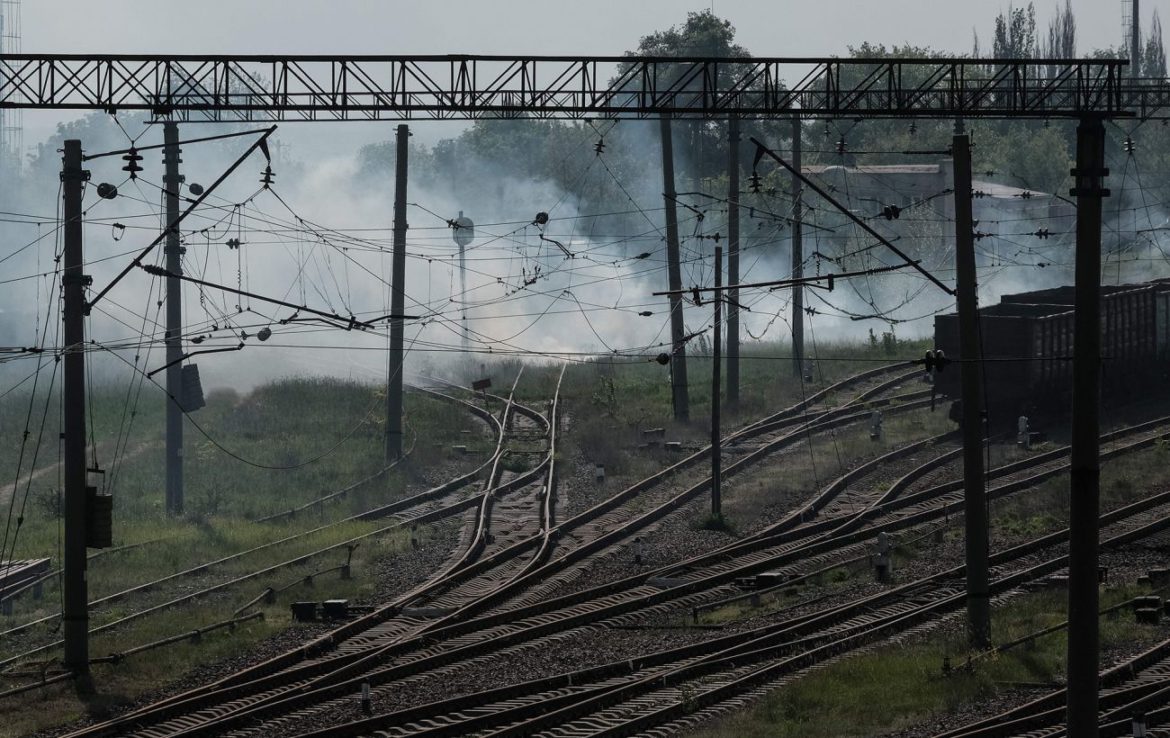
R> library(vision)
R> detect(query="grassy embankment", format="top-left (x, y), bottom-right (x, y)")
top-left (0, 376), bottom-right (487, 735)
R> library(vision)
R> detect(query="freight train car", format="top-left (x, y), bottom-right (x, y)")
top-left (933, 279), bottom-right (1170, 421)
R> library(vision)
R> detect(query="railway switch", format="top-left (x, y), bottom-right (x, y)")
top-left (1017, 416), bottom-right (1030, 449)
top-left (869, 411), bottom-right (883, 441)
top-left (633, 537), bottom-right (643, 566)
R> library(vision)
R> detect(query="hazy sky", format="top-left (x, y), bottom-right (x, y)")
top-left (14, 0), bottom-right (1165, 151)
top-left (6, 0), bottom-right (1166, 383)
top-left (20, 1), bottom-right (1143, 57)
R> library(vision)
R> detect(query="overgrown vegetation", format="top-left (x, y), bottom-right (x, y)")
top-left (0, 376), bottom-right (485, 735)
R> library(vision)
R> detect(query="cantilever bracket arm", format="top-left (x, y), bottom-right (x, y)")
top-left (82, 128), bottom-right (273, 162)
top-left (748, 137), bottom-right (955, 296)
top-left (139, 264), bottom-right (383, 331)
top-left (86, 125), bottom-right (278, 313)
top-left (652, 262), bottom-right (915, 298)
top-left (146, 345), bottom-right (244, 378)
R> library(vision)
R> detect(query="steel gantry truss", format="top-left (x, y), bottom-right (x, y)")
top-left (0, 54), bottom-right (1151, 120)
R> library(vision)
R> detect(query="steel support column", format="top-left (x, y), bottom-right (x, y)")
top-left (1067, 116), bottom-right (1107, 738)
top-left (61, 139), bottom-right (89, 676)
top-left (660, 118), bottom-right (689, 422)
top-left (726, 117), bottom-right (740, 409)
top-left (163, 121), bottom-right (184, 515)
top-left (386, 124), bottom-right (409, 461)
top-left (953, 133), bottom-right (990, 649)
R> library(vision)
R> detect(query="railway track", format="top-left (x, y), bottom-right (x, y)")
top-left (54, 363), bottom-right (921, 737)
top-left (279, 490), bottom-right (1170, 738)
top-left (196, 416), bottom-right (1170, 738)
top-left (934, 635), bottom-right (1170, 737)
top-left (54, 362), bottom-right (1170, 738)
top-left (59, 384), bottom-right (1170, 738)
top-left (0, 382), bottom-right (515, 671)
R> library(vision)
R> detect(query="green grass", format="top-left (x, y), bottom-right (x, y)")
top-left (688, 588), bottom-right (1158, 738)
top-left (0, 374), bottom-right (486, 736)
top-left (5, 378), bottom-right (483, 553)
top-left (1, 522), bottom-right (439, 737)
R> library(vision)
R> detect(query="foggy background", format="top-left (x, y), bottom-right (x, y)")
top-left (1, 1), bottom-right (1167, 393)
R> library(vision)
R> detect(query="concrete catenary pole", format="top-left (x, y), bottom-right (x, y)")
top-left (726, 117), bottom-right (740, 409)
top-left (791, 116), bottom-right (804, 378)
top-left (1067, 116), bottom-right (1107, 738)
top-left (163, 121), bottom-right (184, 515)
top-left (386, 124), bottom-right (409, 462)
top-left (952, 133), bottom-right (991, 649)
top-left (711, 244), bottom-right (723, 518)
top-left (61, 139), bottom-right (89, 676)
top-left (660, 117), bottom-right (689, 421)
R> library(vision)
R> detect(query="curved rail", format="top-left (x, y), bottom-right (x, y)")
top-left (52, 365), bottom-right (938, 736)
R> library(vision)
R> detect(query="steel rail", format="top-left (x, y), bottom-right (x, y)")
top-left (90, 400), bottom-right (944, 737)
top-left (287, 494), bottom-right (1170, 738)
top-left (64, 411), bottom-right (1170, 738)
top-left (0, 387), bottom-right (499, 642)
top-left (71, 413), bottom-right (1168, 738)
top-left (59, 364), bottom-right (917, 737)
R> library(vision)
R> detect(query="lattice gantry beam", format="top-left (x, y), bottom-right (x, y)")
top-left (0, 55), bottom-right (1138, 121)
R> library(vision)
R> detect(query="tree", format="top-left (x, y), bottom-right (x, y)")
top-left (623, 10), bottom-right (748, 60)
top-left (615, 10), bottom-right (757, 188)
top-left (1042, 0), bottom-right (1076, 76)
top-left (1143, 11), bottom-right (1167, 78)
top-left (993, 3), bottom-right (1038, 58)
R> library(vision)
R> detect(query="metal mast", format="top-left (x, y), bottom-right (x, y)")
top-left (163, 122), bottom-right (185, 515)
top-left (61, 139), bottom-right (89, 677)
top-left (386, 124), bottom-right (409, 462)
top-left (0, 0), bottom-right (22, 171)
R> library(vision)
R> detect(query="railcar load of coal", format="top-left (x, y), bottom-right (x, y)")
top-left (8, 3), bottom-right (1170, 738)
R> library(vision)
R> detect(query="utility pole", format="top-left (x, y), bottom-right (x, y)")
top-left (1067, 116), bottom-right (1107, 738)
top-left (660, 117), bottom-right (689, 421)
top-left (61, 139), bottom-right (89, 677)
top-left (952, 133), bottom-right (991, 650)
top-left (386, 123), bottom-right (409, 462)
top-left (711, 243), bottom-right (723, 519)
top-left (163, 121), bottom-right (184, 516)
top-left (791, 116), bottom-right (804, 378)
top-left (726, 117), bottom-right (740, 409)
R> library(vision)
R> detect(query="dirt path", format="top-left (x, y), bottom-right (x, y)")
top-left (0, 441), bottom-right (156, 507)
